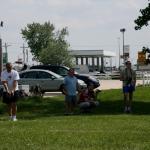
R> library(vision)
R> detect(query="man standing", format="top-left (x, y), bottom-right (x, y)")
top-left (1, 62), bottom-right (20, 121)
top-left (63, 68), bottom-right (78, 115)
top-left (120, 60), bottom-right (136, 113)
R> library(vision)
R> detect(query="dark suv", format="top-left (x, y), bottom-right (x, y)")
top-left (30, 65), bottom-right (100, 88)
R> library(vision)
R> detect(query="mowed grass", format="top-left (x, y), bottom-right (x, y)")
top-left (0, 87), bottom-right (150, 150)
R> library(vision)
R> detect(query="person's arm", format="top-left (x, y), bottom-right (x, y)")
top-left (132, 70), bottom-right (136, 86)
top-left (120, 70), bottom-right (123, 81)
top-left (2, 81), bottom-right (9, 93)
top-left (1, 72), bottom-right (9, 93)
top-left (11, 80), bottom-right (17, 94)
top-left (11, 71), bottom-right (20, 94)
top-left (63, 78), bottom-right (68, 95)
top-left (62, 86), bottom-right (67, 95)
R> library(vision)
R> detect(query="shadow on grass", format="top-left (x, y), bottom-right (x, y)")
top-left (1, 95), bottom-right (150, 120)
top-left (93, 100), bottom-right (150, 115)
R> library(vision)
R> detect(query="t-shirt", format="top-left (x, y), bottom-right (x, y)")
top-left (1, 69), bottom-right (20, 91)
top-left (64, 75), bottom-right (77, 96)
top-left (120, 68), bottom-right (136, 86)
top-left (79, 90), bottom-right (89, 102)
top-left (79, 89), bottom-right (95, 103)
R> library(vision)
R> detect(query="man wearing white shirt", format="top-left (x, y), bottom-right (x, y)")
top-left (1, 62), bottom-right (20, 121)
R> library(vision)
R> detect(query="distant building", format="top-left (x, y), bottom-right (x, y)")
top-left (69, 49), bottom-right (116, 72)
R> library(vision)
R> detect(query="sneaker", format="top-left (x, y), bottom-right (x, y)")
top-left (12, 118), bottom-right (18, 121)
top-left (127, 107), bottom-right (132, 113)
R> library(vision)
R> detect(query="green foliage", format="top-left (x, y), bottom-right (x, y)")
top-left (135, 1), bottom-right (150, 30)
top-left (39, 28), bottom-right (73, 66)
top-left (21, 22), bottom-right (72, 65)
top-left (141, 47), bottom-right (150, 64)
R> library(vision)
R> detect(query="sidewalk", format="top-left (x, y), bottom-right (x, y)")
top-left (99, 80), bottom-right (143, 90)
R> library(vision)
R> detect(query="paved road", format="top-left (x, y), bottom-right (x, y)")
top-left (99, 80), bottom-right (142, 90)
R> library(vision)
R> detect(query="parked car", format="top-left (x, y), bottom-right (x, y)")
top-left (30, 65), bottom-right (100, 88)
top-left (19, 69), bottom-right (86, 93)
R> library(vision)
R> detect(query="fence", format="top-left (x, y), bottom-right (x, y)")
top-left (140, 71), bottom-right (150, 86)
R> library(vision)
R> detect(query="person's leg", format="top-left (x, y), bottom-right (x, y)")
top-left (128, 92), bottom-right (133, 112)
top-left (12, 102), bottom-right (17, 117)
top-left (123, 86), bottom-right (130, 112)
top-left (7, 103), bottom-right (12, 119)
top-left (64, 98), bottom-right (70, 114)
top-left (65, 96), bottom-right (73, 114)
top-left (79, 102), bottom-right (90, 112)
top-left (70, 96), bottom-right (77, 114)
top-left (11, 91), bottom-right (19, 121)
top-left (3, 92), bottom-right (12, 119)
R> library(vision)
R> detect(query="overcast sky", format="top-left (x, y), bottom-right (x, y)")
top-left (0, 0), bottom-right (150, 66)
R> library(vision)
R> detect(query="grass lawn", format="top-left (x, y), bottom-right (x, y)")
top-left (0, 86), bottom-right (150, 150)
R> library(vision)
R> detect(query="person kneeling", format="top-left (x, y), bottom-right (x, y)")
top-left (78, 83), bottom-right (99, 113)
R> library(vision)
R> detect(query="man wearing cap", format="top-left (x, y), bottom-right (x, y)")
top-left (120, 60), bottom-right (136, 113)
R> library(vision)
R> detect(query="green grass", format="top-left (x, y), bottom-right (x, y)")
top-left (0, 87), bottom-right (150, 150)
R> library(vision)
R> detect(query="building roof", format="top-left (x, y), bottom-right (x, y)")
top-left (69, 50), bottom-right (116, 57)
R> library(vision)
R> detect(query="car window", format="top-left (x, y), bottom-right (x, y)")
top-left (56, 67), bottom-right (68, 76)
top-left (37, 71), bottom-right (55, 79)
top-left (20, 71), bottom-right (37, 78)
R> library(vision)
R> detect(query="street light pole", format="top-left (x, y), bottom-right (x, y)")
top-left (120, 28), bottom-right (126, 65)
top-left (117, 37), bottom-right (121, 68)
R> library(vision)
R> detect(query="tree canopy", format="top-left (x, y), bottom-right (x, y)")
top-left (135, 1), bottom-right (150, 30)
top-left (21, 22), bottom-right (72, 66)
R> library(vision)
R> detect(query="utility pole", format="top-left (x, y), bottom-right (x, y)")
top-left (20, 44), bottom-right (28, 64)
top-left (0, 21), bottom-right (3, 73)
top-left (0, 38), bottom-right (2, 73)
top-left (3, 43), bottom-right (11, 63)
top-left (26, 49), bottom-right (28, 64)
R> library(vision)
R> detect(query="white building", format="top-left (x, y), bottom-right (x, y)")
top-left (69, 49), bottom-right (116, 72)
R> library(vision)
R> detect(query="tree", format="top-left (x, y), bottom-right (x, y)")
top-left (39, 28), bottom-right (73, 66)
top-left (135, 1), bottom-right (150, 30)
top-left (142, 47), bottom-right (150, 64)
top-left (21, 22), bottom-right (72, 66)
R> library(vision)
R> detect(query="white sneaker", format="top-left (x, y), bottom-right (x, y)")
top-left (12, 118), bottom-right (18, 121)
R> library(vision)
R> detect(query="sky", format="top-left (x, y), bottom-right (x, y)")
top-left (0, 0), bottom-right (150, 67)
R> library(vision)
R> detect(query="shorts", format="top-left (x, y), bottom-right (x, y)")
top-left (65, 95), bottom-right (77, 106)
top-left (123, 84), bottom-right (135, 93)
top-left (2, 91), bottom-right (20, 104)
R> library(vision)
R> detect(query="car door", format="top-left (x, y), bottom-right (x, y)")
top-left (37, 71), bottom-right (63, 91)
top-left (19, 71), bottom-right (38, 89)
